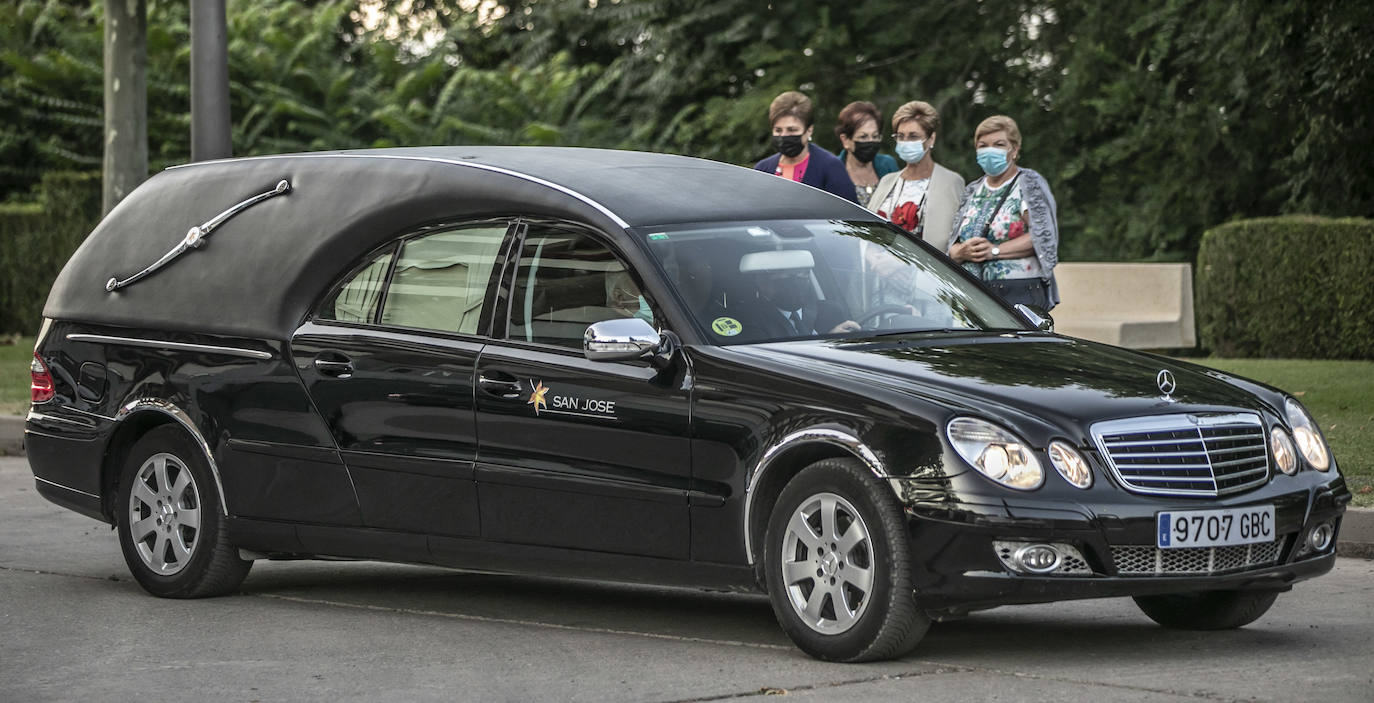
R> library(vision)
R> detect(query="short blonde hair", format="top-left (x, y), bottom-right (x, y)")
top-left (891, 101), bottom-right (940, 137)
top-left (974, 115), bottom-right (1021, 149)
top-left (769, 91), bottom-right (814, 128)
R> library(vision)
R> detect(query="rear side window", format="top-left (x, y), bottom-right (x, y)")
top-left (379, 225), bottom-right (507, 334)
top-left (321, 249), bottom-right (393, 324)
top-left (318, 223), bottom-right (507, 334)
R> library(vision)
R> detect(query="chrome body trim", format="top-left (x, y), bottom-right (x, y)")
top-left (34, 475), bottom-right (101, 500)
top-left (113, 399), bottom-right (229, 515)
top-left (66, 334), bottom-right (273, 360)
top-left (25, 409), bottom-right (98, 429)
top-left (166, 153), bottom-right (633, 229)
top-left (742, 428), bottom-right (887, 565)
top-left (105, 179), bottom-right (291, 292)
top-left (1090, 412), bottom-right (1269, 498)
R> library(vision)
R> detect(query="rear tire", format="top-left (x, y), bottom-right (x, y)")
top-left (763, 458), bottom-right (929, 662)
top-left (116, 425), bottom-right (251, 598)
top-left (1133, 590), bottom-right (1280, 630)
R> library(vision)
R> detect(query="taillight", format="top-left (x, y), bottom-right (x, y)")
top-left (31, 353), bottom-right (54, 403)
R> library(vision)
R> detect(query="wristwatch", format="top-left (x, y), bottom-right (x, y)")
top-left (990, 246), bottom-right (1000, 260)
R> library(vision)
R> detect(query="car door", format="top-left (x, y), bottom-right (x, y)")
top-left (292, 221), bottom-right (512, 537)
top-left (472, 221), bottom-right (692, 559)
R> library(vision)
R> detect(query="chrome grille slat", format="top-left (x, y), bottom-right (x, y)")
top-left (1210, 456), bottom-right (1266, 469)
top-left (1091, 413), bottom-right (1271, 497)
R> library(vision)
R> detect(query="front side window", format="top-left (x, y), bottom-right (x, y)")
top-left (508, 225), bottom-right (655, 349)
top-left (378, 225), bottom-right (507, 334)
top-left (638, 219), bottom-right (1027, 344)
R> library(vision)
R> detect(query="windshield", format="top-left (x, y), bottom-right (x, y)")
top-left (637, 219), bottom-right (1027, 344)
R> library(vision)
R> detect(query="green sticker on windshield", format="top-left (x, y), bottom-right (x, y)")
top-left (711, 317), bottom-right (743, 336)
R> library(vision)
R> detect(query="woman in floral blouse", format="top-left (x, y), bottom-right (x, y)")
top-left (947, 115), bottom-right (1060, 309)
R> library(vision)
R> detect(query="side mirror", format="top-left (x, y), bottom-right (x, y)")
top-left (1015, 303), bottom-right (1054, 332)
top-left (584, 318), bottom-right (663, 362)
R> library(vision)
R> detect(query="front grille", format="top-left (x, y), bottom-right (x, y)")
top-left (1091, 413), bottom-right (1270, 497)
top-left (1111, 537), bottom-right (1285, 576)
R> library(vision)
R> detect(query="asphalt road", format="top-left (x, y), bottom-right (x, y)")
top-left (2, 456), bottom-right (1370, 702)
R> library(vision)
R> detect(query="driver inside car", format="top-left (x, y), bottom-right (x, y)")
top-left (737, 250), bottom-right (860, 339)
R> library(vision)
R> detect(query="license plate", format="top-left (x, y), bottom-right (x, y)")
top-left (1157, 506), bottom-right (1274, 548)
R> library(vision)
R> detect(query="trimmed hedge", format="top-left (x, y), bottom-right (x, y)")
top-left (0, 171), bottom-right (101, 335)
top-left (1197, 216), bottom-right (1374, 359)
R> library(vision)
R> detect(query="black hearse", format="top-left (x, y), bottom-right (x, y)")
top-left (27, 148), bottom-right (1349, 661)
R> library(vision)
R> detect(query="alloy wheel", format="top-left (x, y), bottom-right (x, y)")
top-left (780, 491), bottom-right (874, 634)
top-left (126, 452), bottom-right (202, 576)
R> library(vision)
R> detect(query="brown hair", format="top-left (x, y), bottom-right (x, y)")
top-left (891, 101), bottom-right (940, 137)
top-left (834, 101), bottom-right (882, 139)
top-left (974, 115), bottom-right (1021, 149)
top-left (769, 91), bottom-right (814, 128)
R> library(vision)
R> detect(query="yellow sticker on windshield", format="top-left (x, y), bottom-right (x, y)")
top-left (711, 317), bottom-right (743, 336)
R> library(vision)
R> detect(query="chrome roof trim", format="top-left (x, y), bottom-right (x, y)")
top-left (66, 334), bottom-right (273, 360)
top-left (166, 152), bottom-right (632, 229)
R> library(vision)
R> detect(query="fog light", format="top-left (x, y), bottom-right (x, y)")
top-left (1015, 544), bottom-right (1062, 573)
top-left (1308, 522), bottom-right (1334, 552)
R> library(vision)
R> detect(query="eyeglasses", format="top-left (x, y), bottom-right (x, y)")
top-left (892, 133), bottom-right (927, 142)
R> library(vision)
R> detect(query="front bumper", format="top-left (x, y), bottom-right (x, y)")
top-left (896, 477), bottom-right (1350, 613)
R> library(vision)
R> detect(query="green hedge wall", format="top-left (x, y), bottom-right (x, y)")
top-left (0, 172), bottom-right (101, 335)
top-left (1197, 216), bottom-right (1374, 359)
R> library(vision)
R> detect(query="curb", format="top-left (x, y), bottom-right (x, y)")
top-left (0, 415), bottom-right (22, 457)
top-left (1, 414), bottom-right (1371, 558)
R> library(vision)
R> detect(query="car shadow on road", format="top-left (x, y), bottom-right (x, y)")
top-left (233, 560), bottom-right (1326, 662)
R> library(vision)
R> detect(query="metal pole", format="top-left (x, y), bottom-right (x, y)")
top-left (190, 0), bottom-right (231, 162)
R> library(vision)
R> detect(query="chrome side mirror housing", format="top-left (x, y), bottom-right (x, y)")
top-left (1015, 304), bottom-right (1054, 332)
top-left (584, 318), bottom-right (663, 362)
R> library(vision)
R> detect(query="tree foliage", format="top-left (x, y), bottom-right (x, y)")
top-left (3, 0), bottom-right (1372, 263)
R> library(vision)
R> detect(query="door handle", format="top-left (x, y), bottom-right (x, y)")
top-left (314, 354), bottom-right (354, 378)
top-left (478, 373), bottom-right (524, 398)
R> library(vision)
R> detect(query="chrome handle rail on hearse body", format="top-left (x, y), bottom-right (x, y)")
top-left (105, 179), bottom-right (292, 292)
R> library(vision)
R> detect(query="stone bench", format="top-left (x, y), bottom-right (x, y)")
top-left (1051, 262), bottom-right (1196, 349)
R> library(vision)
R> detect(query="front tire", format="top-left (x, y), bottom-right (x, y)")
top-left (116, 425), bottom-right (251, 597)
top-left (1133, 590), bottom-right (1280, 630)
top-left (763, 458), bottom-right (929, 662)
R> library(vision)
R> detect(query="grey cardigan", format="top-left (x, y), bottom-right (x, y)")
top-left (866, 161), bottom-right (966, 249)
top-left (945, 167), bottom-right (1061, 308)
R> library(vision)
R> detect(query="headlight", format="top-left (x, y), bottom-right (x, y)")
top-left (1048, 440), bottom-right (1092, 488)
top-left (1270, 427), bottom-right (1297, 475)
top-left (1284, 398), bottom-right (1331, 471)
top-left (947, 417), bottom-right (1043, 490)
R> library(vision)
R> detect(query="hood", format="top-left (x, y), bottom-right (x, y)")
top-left (733, 332), bottom-right (1275, 435)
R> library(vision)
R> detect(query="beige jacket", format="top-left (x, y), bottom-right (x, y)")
top-left (867, 162), bottom-right (966, 248)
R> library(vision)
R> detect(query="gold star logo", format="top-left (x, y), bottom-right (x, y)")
top-left (526, 380), bottom-right (549, 415)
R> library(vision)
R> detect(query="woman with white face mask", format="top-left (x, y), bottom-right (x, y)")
top-left (946, 115), bottom-right (1060, 310)
top-left (867, 101), bottom-right (966, 248)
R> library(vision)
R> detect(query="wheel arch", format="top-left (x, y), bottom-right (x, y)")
top-left (103, 399), bottom-right (229, 520)
top-left (742, 428), bottom-right (888, 570)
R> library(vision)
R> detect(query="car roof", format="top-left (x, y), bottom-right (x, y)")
top-left (45, 147), bottom-right (878, 340)
top-left (173, 147), bottom-right (874, 228)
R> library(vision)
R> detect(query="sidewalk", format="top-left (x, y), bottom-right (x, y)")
top-left (2, 413), bottom-right (1370, 557)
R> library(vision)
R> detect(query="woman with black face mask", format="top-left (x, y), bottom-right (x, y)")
top-left (834, 101), bottom-right (898, 208)
top-left (753, 91), bottom-right (858, 203)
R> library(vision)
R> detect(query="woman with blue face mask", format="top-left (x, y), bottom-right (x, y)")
top-left (867, 101), bottom-right (966, 248)
top-left (947, 115), bottom-right (1061, 310)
